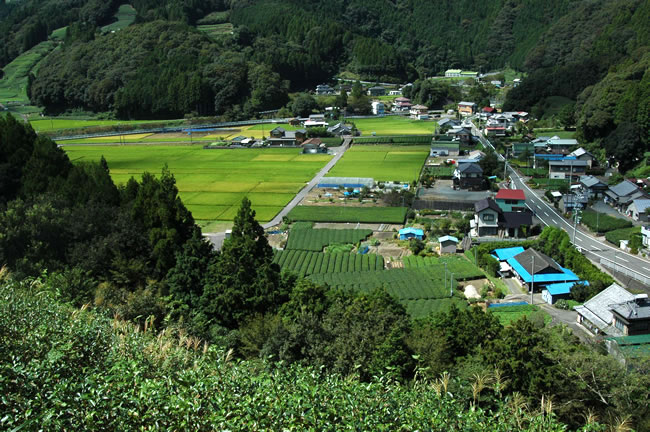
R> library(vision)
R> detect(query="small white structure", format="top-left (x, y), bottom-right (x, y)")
top-left (464, 285), bottom-right (481, 299)
top-left (371, 101), bottom-right (385, 115)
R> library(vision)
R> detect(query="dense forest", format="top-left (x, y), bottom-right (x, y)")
top-left (1, 116), bottom-right (649, 429)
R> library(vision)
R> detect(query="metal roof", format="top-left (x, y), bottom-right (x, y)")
top-left (546, 281), bottom-right (589, 296)
top-left (496, 189), bottom-right (525, 200)
top-left (400, 228), bottom-right (424, 236)
top-left (493, 247), bottom-right (525, 261)
top-left (580, 175), bottom-right (606, 188)
top-left (438, 235), bottom-right (459, 243)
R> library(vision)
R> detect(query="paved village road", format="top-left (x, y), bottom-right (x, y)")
top-left (508, 168), bottom-right (650, 288)
top-left (204, 138), bottom-right (352, 249)
top-left (469, 119), bottom-right (650, 288)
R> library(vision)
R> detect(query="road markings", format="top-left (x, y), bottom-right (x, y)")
top-left (618, 257), bottom-right (629, 263)
top-left (552, 219), bottom-right (558, 224)
top-left (544, 211), bottom-right (550, 217)
top-left (644, 267), bottom-right (650, 272)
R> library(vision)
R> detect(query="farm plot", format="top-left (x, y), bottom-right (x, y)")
top-left (327, 145), bottom-right (429, 182)
top-left (286, 227), bottom-right (372, 251)
top-left (581, 210), bottom-right (633, 233)
top-left (0, 40), bottom-right (56, 104)
top-left (488, 304), bottom-right (550, 326)
top-left (353, 117), bottom-right (437, 136)
top-left (273, 250), bottom-right (384, 277)
top-left (309, 267), bottom-right (452, 300)
top-left (63, 145), bottom-right (331, 223)
top-left (287, 206), bottom-right (407, 224)
top-left (403, 255), bottom-right (484, 280)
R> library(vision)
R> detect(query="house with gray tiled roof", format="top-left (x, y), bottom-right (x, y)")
top-left (575, 284), bottom-right (636, 336)
top-left (605, 180), bottom-right (647, 212)
top-left (579, 175), bottom-right (608, 198)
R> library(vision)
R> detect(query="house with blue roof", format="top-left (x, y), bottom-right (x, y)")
top-left (505, 248), bottom-right (579, 291)
top-left (542, 281), bottom-right (589, 305)
top-left (492, 246), bottom-right (525, 261)
top-left (399, 228), bottom-right (424, 241)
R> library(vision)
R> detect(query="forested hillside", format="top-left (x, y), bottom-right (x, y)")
top-left (2, 0), bottom-right (647, 134)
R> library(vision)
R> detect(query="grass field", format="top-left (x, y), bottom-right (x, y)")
top-left (287, 206), bottom-right (407, 223)
top-left (488, 304), bottom-right (551, 326)
top-left (581, 210), bottom-right (633, 233)
top-left (101, 4), bottom-right (136, 33)
top-left (353, 117), bottom-right (437, 136)
top-left (63, 145), bottom-right (332, 223)
top-left (327, 145), bottom-right (429, 182)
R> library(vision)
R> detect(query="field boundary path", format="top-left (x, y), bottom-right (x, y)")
top-left (204, 138), bottom-right (352, 249)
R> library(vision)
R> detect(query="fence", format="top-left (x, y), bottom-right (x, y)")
top-left (599, 258), bottom-right (650, 287)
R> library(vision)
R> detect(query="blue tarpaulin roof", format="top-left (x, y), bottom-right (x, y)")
top-left (545, 281), bottom-right (589, 295)
top-left (493, 247), bottom-right (525, 261)
top-left (400, 228), bottom-right (424, 236)
top-left (507, 256), bottom-right (580, 284)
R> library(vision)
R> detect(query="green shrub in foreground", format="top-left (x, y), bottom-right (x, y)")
top-left (0, 278), bottom-right (601, 431)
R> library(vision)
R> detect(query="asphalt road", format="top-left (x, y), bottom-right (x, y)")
top-left (204, 138), bottom-right (352, 249)
top-left (509, 168), bottom-right (650, 287)
top-left (467, 119), bottom-right (650, 288)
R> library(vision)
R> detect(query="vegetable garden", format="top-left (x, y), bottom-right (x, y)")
top-left (581, 210), bottom-right (633, 233)
top-left (286, 227), bottom-right (372, 251)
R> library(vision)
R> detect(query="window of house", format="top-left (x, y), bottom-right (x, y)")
top-left (483, 214), bottom-right (494, 221)
top-left (615, 319), bottom-right (624, 330)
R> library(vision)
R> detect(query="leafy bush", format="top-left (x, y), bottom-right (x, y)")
top-left (1, 279), bottom-right (581, 431)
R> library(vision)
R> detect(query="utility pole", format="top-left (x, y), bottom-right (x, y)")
top-left (503, 148), bottom-right (508, 180)
top-left (450, 273), bottom-right (454, 297)
top-left (572, 207), bottom-right (581, 244)
top-left (530, 255), bottom-right (535, 305)
top-left (444, 262), bottom-right (447, 293)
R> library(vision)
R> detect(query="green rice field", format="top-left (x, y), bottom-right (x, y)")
top-left (32, 118), bottom-right (182, 133)
top-left (62, 145), bottom-right (332, 223)
top-left (353, 117), bottom-right (437, 136)
top-left (327, 145), bottom-right (429, 182)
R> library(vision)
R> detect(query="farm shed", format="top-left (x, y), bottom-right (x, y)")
top-left (438, 235), bottom-right (459, 254)
top-left (542, 281), bottom-right (588, 305)
top-left (318, 177), bottom-right (374, 189)
top-left (399, 228), bottom-right (424, 241)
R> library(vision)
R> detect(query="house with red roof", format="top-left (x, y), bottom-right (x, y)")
top-left (495, 189), bottom-right (526, 212)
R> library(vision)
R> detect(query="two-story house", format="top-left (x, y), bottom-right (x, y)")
top-left (495, 189), bottom-right (526, 212)
top-left (548, 159), bottom-right (587, 182)
top-left (605, 180), bottom-right (647, 212)
top-left (268, 127), bottom-right (306, 146)
top-left (453, 162), bottom-right (484, 190)
top-left (473, 198), bottom-right (500, 236)
top-left (579, 175), bottom-right (608, 199)
top-left (457, 101), bottom-right (476, 116)
top-left (610, 295), bottom-right (650, 336)
top-left (568, 147), bottom-right (597, 168)
top-left (410, 104), bottom-right (429, 119)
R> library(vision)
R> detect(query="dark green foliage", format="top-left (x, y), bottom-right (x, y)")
top-left (200, 198), bottom-right (287, 329)
top-left (2, 279), bottom-right (597, 431)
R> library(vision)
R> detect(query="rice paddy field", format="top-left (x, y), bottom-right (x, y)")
top-left (62, 145), bottom-right (332, 224)
top-left (327, 145), bottom-right (429, 182)
top-left (353, 117), bottom-right (437, 136)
